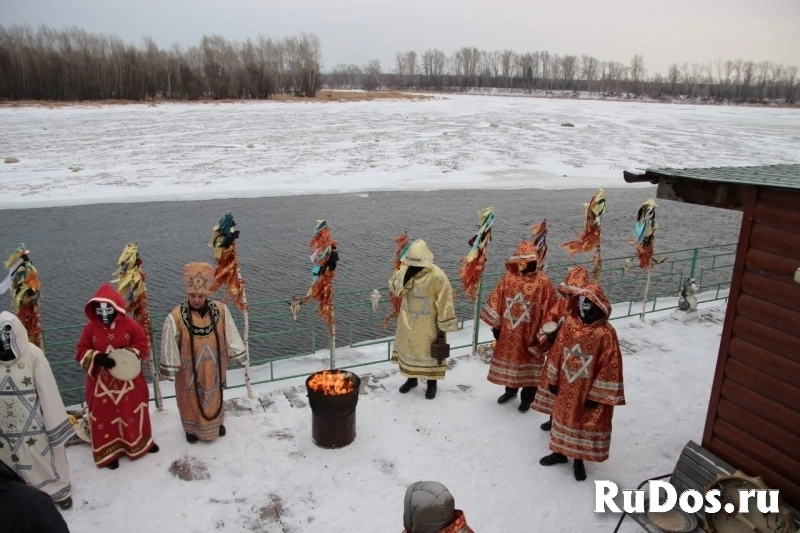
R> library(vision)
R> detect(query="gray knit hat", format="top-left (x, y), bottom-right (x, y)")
top-left (403, 481), bottom-right (456, 533)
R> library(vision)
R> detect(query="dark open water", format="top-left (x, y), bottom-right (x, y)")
top-left (0, 188), bottom-right (740, 403)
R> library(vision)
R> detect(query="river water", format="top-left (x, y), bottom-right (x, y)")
top-left (0, 187), bottom-right (740, 403)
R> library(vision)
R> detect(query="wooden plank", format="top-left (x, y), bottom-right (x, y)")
top-left (758, 187), bottom-right (800, 209)
top-left (724, 359), bottom-right (800, 412)
top-left (677, 454), bottom-right (718, 485)
top-left (728, 337), bottom-right (800, 387)
top-left (686, 440), bottom-right (735, 472)
top-left (739, 271), bottom-right (800, 314)
top-left (745, 248), bottom-right (800, 282)
top-left (703, 187), bottom-right (757, 449)
top-left (672, 469), bottom-right (702, 493)
top-left (712, 420), bottom-right (800, 488)
top-left (716, 398), bottom-right (800, 461)
top-left (720, 378), bottom-right (800, 439)
top-left (752, 201), bottom-right (800, 230)
top-left (733, 316), bottom-right (800, 364)
top-left (708, 434), bottom-right (800, 509)
top-left (749, 224), bottom-right (800, 261)
top-left (736, 294), bottom-right (800, 336)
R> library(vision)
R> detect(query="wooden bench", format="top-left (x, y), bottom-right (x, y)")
top-left (613, 440), bottom-right (800, 532)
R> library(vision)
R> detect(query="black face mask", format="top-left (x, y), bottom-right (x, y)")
top-left (577, 295), bottom-right (605, 324)
top-left (0, 325), bottom-right (14, 361)
top-left (520, 261), bottom-right (538, 275)
top-left (95, 302), bottom-right (117, 326)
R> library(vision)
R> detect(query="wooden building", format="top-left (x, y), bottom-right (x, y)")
top-left (623, 164), bottom-right (800, 509)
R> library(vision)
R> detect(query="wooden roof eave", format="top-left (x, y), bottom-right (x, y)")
top-left (623, 170), bottom-right (752, 211)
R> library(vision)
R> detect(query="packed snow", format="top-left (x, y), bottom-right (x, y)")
top-left (1, 95), bottom-right (799, 209)
top-left (61, 302), bottom-right (726, 532)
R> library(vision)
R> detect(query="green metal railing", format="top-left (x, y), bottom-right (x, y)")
top-left (44, 243), bottom-right (736, 406)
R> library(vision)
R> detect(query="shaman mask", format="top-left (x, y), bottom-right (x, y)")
top-left (95, 302), bottom-right (117, 326)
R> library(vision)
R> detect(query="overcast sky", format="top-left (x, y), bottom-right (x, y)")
top-left (3, 0), bottom-right (799, 75)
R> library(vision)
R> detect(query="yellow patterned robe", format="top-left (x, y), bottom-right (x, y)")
top-left (160, 300), bottom-right (246, 441)
top-left (389, 240), bottom-right (458, 380)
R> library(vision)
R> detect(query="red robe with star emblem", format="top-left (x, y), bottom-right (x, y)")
top-left (479, 242), bottom-right (556, 388)
top-left (75, 283), bottom-right (155, 467)
top-left (532, 266), bottom-right (591, 416)
top-left (545, 282), bottom-right (624, 462)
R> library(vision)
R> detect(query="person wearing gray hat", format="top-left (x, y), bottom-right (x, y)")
top-left (402, 481), bottom-right (473, 533)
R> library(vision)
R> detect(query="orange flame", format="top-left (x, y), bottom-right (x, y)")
top-left (307, 370), bottom-right (355, 395)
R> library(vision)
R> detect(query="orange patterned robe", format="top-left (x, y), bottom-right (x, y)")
top-left (480, 242), bottom-right (555, 388)
top-left (532, 266), bottom-right (591, 416)
top-left (545, 283), bottom-right (625, 462)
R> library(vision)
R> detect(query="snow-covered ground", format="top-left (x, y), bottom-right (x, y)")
top-left (1, 95), bottom-right (799, 209)
top-left (62, 301), bottom-right (726, 532)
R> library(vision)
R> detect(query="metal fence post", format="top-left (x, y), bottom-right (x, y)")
top-left (149, 328), bottom-right (162, 411)
top-left (471, 277), bottom-right (484, 355)
top-left (689, 247), bottom-right (699, 279)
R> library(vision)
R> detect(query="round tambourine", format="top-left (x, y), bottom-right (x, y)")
top-left (703, 471), bottom-right (796, 533)
top-left (108, 348), bottom-right (142, 381)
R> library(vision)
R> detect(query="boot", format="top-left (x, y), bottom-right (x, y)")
top-left (186, 432), bottom-right (199, 444)
top-left (219, 425), bottom-right (226, 437)
top-left (518, 386), bottom-right (537, 413)
top-left (497, 387), bottom-right (518, 405)
top-left (574, 460), bottom-right (587, 481)
top-left (540, 416), bottom-right (552, 431)
top-left (399, 378), bottom-right (418, 393)
top-left (58, 497), bottom-right (73, 510)
top-left (539, 452), bottom-right (568, 466)
top-left (425, 380), bottom-right (437, 400)
top-left (106, 459), bottom-right (120, 470)
top-left (148, 443), bottom-right (160, 453)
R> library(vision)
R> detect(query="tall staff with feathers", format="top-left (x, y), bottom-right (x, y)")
top-left (208, 212), bottom-right (254, 399)
top-left (382, 231), bottom-right (410, 330)
top-left (562, 189), bottom-right (606, 281)
top-left (460, 206), bottom-right (494, 354)
top-left (631, 199), bottom-right (659, 321)
top-left (112, 243), bottom-right (164, 410)
top-left (303, 220), bottom-right (339, 368)
top-left (2, 244), bottom-right (44, 350)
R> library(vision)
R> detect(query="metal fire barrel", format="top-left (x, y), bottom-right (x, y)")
top-left (305, 371), bottom-right (362, 449)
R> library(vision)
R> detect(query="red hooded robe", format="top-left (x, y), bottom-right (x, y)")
top-left (545, 282), bottom-right (625, 462)
top-left (479, 241), bottom-right (556, 388)
top-left (75, 283), bottom-right (155, 467)
top-left (532, 266), bottom-right (591, 416)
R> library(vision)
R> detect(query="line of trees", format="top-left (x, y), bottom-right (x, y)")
top-left (329, 49), bottom-right (799, 104)
top-left (0, 25), bottom-right (322, 100)
top-left (1, 24), bottom-right (797, 104)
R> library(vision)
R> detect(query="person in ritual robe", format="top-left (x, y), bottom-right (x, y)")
top-left (75, 283), bottom-right (159, 469)
top-left (538, 282), bottom-right (625, 481)
top-left (402, 481), bottom-right (474, 533)
top-left (532, 266), bottom-right (591, 429)
top-left (0, 312), bottom-right (73, 509)
top-left (389, 240), bottom-right (458, 400)
top-left (479, 240), bottom-right (556, 413)
top-left (160, 262), bottom-right (246, 443)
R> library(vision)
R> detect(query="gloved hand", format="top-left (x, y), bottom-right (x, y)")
top-left (492, 328), bottom-right (500, 341)
top-left (548, 384), bottom-right (558, 395)
top-left (584, 399), bottom-right (599, 409)
top-left (94, 353), bottom-right (116, 369)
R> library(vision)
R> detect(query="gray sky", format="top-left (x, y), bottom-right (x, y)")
top-left (3, 0), bottom-right (799, 75)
